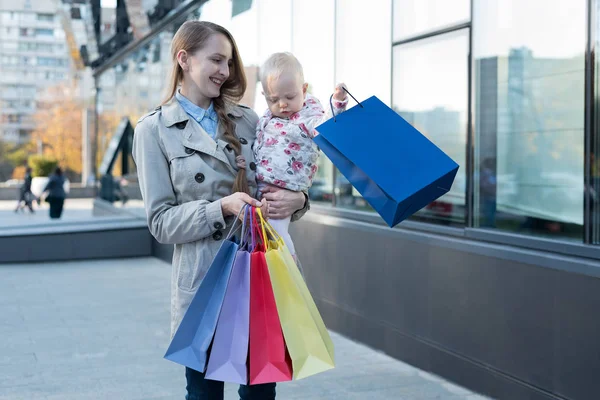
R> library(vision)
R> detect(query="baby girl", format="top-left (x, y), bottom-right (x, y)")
top-left (254, 52), bottom-right (348, 256)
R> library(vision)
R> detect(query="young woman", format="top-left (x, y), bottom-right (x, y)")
top-left (132, 21), bottom-right (308, 400)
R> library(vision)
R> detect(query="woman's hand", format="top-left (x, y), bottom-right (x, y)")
top-left (221, 192), bottom-right (262, 217)
top-left (260, 185), bottom-right (306, 219)
top-left (260, 200), bottom-right (270, 220)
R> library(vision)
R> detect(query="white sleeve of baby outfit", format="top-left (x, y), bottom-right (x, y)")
top-left (328, 96), bottom-right (349, 118)
top-left (307, 95), bottom-right (349, 137)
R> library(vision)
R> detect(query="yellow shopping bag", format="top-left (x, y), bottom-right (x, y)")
top-left (256, 209), bottom-right (335, 380)
top-left (277, 237), bottom-right (334, 364)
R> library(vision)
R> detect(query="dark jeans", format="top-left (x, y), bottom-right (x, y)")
top-left (185, 367), bottom-right (276, 400)
top-left (48, 197), bottom-right (64, 219)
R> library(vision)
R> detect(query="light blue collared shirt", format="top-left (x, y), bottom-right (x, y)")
top-left (175, 90), bottom-right (219, 138)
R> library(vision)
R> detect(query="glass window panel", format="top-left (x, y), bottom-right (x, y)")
top-left (201, 0), bottom-right (260, 67)
top-left (393, 29), bottom-right (468, 226)
top-left (335, 0), bottom-right (391, 104)
top-left (94, 2), bottom-right (206, 184)
top-left (592, 0), bottom-right (600, 244)
top-left (3, 41), bottom-right (17, 51)
top-left (35, 28), bottom-right (54, 37)
top-left (257, 0), bottom-right (292, 62)
top-left (393, 0), bottom-right (470, 41)
top-left (333, 0), bottom-right (392, 211)
top-left (293, 0), bottom-right (335, 204)
top-left (473, 0), bottom-right (585, 240)
top-left (37, 13), bottom-right (54, 22)
top-left (96, 35), bottom-right (172, 181)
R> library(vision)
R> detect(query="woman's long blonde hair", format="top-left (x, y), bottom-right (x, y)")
top-left (164, 20), bottom-right (249, 195)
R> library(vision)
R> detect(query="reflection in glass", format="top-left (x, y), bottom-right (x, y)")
top-left (392, 29), bottom-right (468, 226)
top-left (333, 0), bottom-right (391, 211)
top-left (393, 0), bottom-right (470, 41)
top-left (96, 28), bottom-right (175, 182)
top-left (293, 0), bottom-right (335, 205)
top-left (473, 0), bottom-right (585, 240)
top-left (592, 0), bottom-right (600, 244)
top-left (334, 169), bottom-right (372, 210)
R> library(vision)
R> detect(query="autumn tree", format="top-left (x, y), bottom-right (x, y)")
top-left (30, 82), bottom-right (84, 181)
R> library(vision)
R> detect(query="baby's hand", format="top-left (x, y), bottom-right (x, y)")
top-left (333, 83), bottom-right (347, 101)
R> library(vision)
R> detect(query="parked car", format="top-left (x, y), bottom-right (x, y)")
top-left (308, 179), bottom-right (334, 202)
top-left (308, 175), bottom-right (355, 204)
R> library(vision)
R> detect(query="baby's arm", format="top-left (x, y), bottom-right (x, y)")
top-left (309, 83), bottom-right (349, 137)
top-left (329, 83), bottom-right (349, 117)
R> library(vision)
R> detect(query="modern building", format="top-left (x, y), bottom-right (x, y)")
top-left (81, 0), bottom-right (600, 399)
top-left (0, 0), bottom-right (72, 144)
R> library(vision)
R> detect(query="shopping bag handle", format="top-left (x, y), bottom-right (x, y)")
top-left (250, 207), bottom-right (265, 251)
top-left (255, 208), bottom-right (285, 248)
top-left (225, 204), bottom-right (247, 241)
top-left (248, 205), bottom-right (257, 251)
top-left (329, 87), bottom-right (363, 122)
top-left (239, 205), bottom-right (252, 250)
top-left (255, 208), bottom-right (269, 248)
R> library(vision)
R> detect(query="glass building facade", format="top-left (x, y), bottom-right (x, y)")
top-left (94, 0), bottom-right (599, 251)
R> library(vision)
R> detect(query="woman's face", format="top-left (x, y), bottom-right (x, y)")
top-left (180, 33), bottom-right (233, 106)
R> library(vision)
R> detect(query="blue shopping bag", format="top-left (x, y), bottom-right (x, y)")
top-left (164, 212), bottom-right (243, 372)
top-left (314, 93), bottom-right (459, 227)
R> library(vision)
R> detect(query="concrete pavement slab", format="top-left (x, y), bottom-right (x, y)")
top-left (0, 257), bottom-right (491, 400)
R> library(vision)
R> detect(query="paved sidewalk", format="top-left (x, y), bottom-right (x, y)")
top-left (0, 198), bottom-right (103, 227)
top-left (0, 257), bottom-right (491, 400)
top-left (0, 199), bottom-right (144, 230)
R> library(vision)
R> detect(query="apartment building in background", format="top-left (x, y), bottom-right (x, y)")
top-left (0, 0), bottom-right (71, 144)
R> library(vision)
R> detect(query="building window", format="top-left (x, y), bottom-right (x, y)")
top-left (37, 13), bottom-right (54, 22)
top-left (2, 114), bottom-right (21, 123)
top-left (473, 0), bottom-right (585, 240)
top-left (2, 42), bottom-right (17, 51)
top-left (37, 57), bottom-right (64, 66)
top-left (35, 28), bottom-right (54, 37)
top-left (1, 11), bottom-right (16, 22)
top-left (393, 0), bottom-right (470, 40)
top-left (393, 29), bottom-right (469, 226)
top-left (1, 55), bottom-right (19, 65)
top-left (19, 28), bottom-right (33, 37)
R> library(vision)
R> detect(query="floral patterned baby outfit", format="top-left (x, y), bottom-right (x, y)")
top-left (254, 93), bottom-right (347, 192)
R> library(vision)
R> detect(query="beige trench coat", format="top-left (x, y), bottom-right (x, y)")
top-left (132, 97), bottom-right (308, 337)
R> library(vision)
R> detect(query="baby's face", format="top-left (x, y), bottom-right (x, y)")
top-left (263, 72), bottom-right (307, 118)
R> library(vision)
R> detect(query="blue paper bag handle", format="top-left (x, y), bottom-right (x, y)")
top-left (225, 205), bottom-right (248, 242)
top-left (330, 87), bottom-right (363, 122)
top-left (239, 205), bottom-right (250, 245)
top-left (240, 205), bottom-right (255, 251)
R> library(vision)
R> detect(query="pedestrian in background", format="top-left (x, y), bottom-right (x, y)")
top-left (42, 167), bottom-right (66, 219)
top-left (14, 166), bottom-right (34, 213)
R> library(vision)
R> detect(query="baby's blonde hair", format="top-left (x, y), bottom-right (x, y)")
top-left (260, 52), bottom-right (304, 88)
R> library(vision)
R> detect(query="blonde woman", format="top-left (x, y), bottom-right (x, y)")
top-left (132, 21), bottom-right (308, 400)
